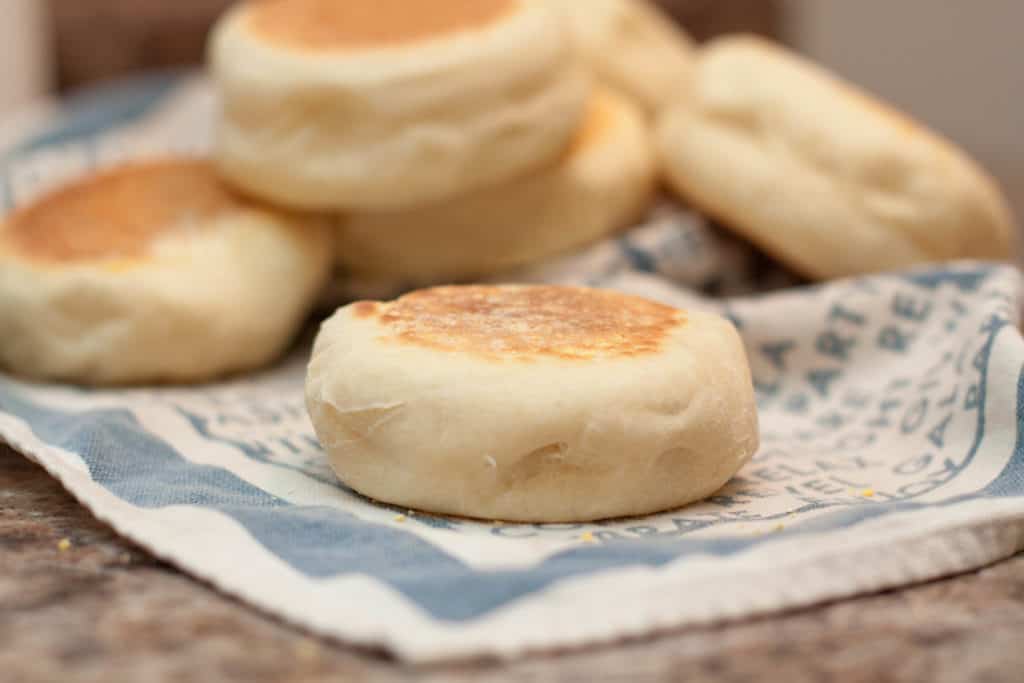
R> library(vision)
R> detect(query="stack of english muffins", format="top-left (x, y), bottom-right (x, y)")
top-left (210, 0), bottom-right (675, 288)
top-left (0, 0), bottom-right (1015, 386)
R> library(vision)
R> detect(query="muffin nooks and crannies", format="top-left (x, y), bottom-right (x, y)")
top-left (306, 285), bottom-right (758, 522)
top-left (210, 0), bottom-right (589, 210)
top-left (0, 159), bottom-right (332, 385)
top-left (551, 0), bottom-right (696, 114)
top-left (334, 88), bottom-right (657, 283)
top-left (657, 35), bottom-right (1015, 280)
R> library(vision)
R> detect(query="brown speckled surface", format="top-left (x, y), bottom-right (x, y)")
top-left (3, 444), bottom-right (1024, 682)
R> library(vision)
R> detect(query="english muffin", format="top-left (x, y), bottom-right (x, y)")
top-left (210, 0), bottom-right (589, 210)
top-left (657, 36), bottom-right (1015, 280)
top-left (334, 88), bottom-right (656, 283)
top-left (306, 285), bottom-right (758, 522)
top-left (0, 158), bottom-right (331, 384)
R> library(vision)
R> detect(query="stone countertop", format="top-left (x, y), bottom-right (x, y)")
top-left (3, 445), bottom-right (1023, 683)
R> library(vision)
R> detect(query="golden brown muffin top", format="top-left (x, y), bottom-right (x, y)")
top-left (2, 159), bottom-right (248, 264)
top-left (355, 285), bottom-right (683, 361)
top-left (248, 0), bottom-right (518, 51)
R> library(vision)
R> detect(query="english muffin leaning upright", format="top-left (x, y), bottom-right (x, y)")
top-left (334, 88), bottom-right (656, 283)
top-left (210, 0), bottom-right (589, 210)
top-left (657, 36), bottom-right (1015, 280)
top-left (0, 159), bottom-right (331, 385)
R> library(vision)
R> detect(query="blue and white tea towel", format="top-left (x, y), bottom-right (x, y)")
top-left (2, 75), bottom-right (1024, 662)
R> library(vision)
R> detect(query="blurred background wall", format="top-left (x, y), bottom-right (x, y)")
top-left (782, 0), bottom-right (1024, 224)
top-left (0, 0), bottom-right (1020, 221)
top-left (0, 0), bottom-right (52, 113)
